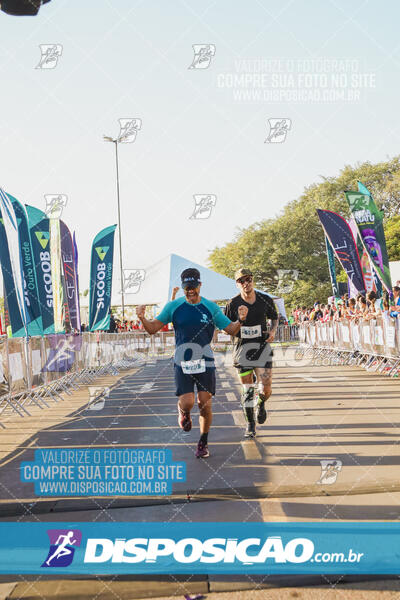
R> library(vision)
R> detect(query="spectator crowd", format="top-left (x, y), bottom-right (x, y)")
top-left (291, 284), bottom-right (400, 325)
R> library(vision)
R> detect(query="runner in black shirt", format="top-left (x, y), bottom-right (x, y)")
top-left (225, 268), bottom-right (278, 438)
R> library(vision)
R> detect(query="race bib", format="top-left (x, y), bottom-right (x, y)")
top-left (181, 358), bottom-right (206, 374)
top-left (241, 325), bottom-right (262, 339)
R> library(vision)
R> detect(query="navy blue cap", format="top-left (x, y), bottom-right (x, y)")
top-left (181, 268), bottom-right (201, 289)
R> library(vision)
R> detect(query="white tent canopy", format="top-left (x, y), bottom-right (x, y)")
top-left (390, 260), bottom-right (400, 286)
top-left (106, 253), bottom-right (286, 319)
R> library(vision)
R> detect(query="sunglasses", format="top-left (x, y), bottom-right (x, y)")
top-left (237, 276), bottom-right (252, 285)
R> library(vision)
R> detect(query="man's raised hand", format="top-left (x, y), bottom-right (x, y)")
top-left (238, 305), bottom-right (248, 322)
top-left (136, 305), bottom-right (146, 320)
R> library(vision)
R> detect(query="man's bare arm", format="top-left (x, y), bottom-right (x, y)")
top-left (224, 320), bottom-right (241, 336)
top-left (136, 305), bottom-right (165, 335)
top-left (140, 317), bottom-right (165, 335)
top-left (223, 304), bottom-right (248, 336)
top-left (266, 318), bottom-right (278, 342)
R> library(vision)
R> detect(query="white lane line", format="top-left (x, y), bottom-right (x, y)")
top-left (241, 440), bottom-right (262, 460)
top-left (285, 375), bottom-right (320, 383)
top-left (221, 382), bottom-right (230, 388)
top-left (139, 383), bottom-right (156, 392)
top-left (225, 393), bottom-right (237, 402)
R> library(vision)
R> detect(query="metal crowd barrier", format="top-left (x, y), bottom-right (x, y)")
top-left (297, 318), bottom-right (400, 377)
top-left (211, 325), bottom-right (298, 350)
top-left (276, 324), bottom-right (299, 342)
top-left (0, 331), bottom-right (176, 426)
top-left (0, 325), bottom-right (298, 426)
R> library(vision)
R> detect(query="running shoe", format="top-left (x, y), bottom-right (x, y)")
top-left (196, 441), bottom-right (210, 458)
top-left (178, 407), bottom-right (192, 432)
top-left (257, 401), bottom-right (267, 424)
top-left (244, 423), bottom-right (256, 438)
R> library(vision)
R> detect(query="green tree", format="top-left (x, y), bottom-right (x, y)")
top-left (209, 156), bottom-right (400, 309)
top-left (385, 215), bottom-right (400, 261)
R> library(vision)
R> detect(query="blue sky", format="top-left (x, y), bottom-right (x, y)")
top-left (1, 0), bottom-right (399, 295)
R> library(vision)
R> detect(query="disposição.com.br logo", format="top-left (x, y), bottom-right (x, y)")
top-left (41, 529), bottom-right (82, 568)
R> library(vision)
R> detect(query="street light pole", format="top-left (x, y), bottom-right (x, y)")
top-left (114, 140), bottom-right (125, 321)
top-left (104, 135), bottom-right (125, 321)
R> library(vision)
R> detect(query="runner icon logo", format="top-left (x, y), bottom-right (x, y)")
top-left (36, 45), bottom-right (63, 69)
top-left (265, 118), bottom-right (292, 143)
top-left (189, 195), bottom-right (217, 220)
top-left (123, 269), bottom-right (146, 294)
top-left (188, 44), bottom-right (216, 69)
top-left (317, 460), bottom-right (342, 485)
top-left (44, 194), bottom-right (68, 218)
top-left (117, 118), bottom-right (142, 143)
top-left (276, 269), bottom-right (299, 294)
top-left (42, 335), bottom-right (82, 373)
top-left (42, 529), bottom-right (82, 568)
top-left (88, 386), bottom-right (110, 410)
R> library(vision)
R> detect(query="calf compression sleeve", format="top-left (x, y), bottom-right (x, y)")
top-left (241, 384), bottom-right (257, 424)
top-left (258, 382), bottom-right (266, 403)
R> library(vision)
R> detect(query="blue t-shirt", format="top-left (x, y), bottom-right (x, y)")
top-left (390, 295), bottom-right (400, 318)
top-left (156, 297), bottom-right (231, 365)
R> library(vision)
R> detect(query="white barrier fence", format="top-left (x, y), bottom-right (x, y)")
top-left (0, 331), bottom-right (176, 425)
top-left (0, 325), bottom-right (298, 426)
top-left (212, 325), bottom-right (298, 349)
top-left (297, 318), bottom-right (400, 376)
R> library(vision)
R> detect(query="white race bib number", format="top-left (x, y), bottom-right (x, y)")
top-left (241, 325), bottom-right (261, 339)
top-left (181, 359), bottom-right (206, 374)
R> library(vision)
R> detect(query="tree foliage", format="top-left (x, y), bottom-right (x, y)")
top-left (208, 156), bottom-right (400, 309)
top-left (385, 215), bottom-right (400, 261)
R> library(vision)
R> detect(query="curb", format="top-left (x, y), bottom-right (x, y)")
top-left (1, 574), bottom-right (399, 600)
top-left (2, 479), bottom-right (400, 518)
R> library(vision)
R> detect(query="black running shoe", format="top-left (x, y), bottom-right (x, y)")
top-left (257, 401), bottom-right (267, 424)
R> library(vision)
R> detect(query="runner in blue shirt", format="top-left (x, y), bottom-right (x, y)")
top-left (136, 268), bottom-right (248, 458)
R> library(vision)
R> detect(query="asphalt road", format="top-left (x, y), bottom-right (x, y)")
top-left (1, 347), bottom-right (400, 598)
top-left (1, 345), bottom-right (400, 522)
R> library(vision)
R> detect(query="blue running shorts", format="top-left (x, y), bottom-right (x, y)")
top-left (174, 364), bottom-right (216, 396)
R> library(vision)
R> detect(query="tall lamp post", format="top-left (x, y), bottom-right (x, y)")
top-left (103, 134), bottom-right (125, 321)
